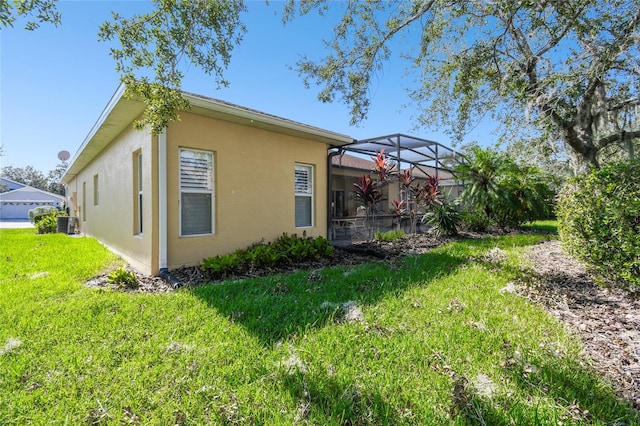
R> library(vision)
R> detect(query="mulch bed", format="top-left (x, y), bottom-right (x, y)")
top-left (520, 240), bottom-right (640, 409)
top-left (85, 230), bottom-right (639, 410)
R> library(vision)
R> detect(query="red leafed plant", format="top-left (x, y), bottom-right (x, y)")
top-left (400, 169), bottom-right (415, 189)
top-left (407, 174), bottom-right (441, 233)
top-left (353, 175), bottom-right (383, 209)
top-left (411, 175), bottom-right (441, 208)
top-left (372, 150), bottom-right (394, 182)
top-left (390, 199), bottom-right (406, 231)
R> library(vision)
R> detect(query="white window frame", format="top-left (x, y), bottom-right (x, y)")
top-left (134, 151), bottom-right (143, 235)
top-left (295, 163), bottom-right (314, 228)
top-left (179, 148), bottom-right (214, 236)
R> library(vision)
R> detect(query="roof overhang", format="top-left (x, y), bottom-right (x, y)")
top-left (62, 84), bottom-right (354, 184)
top-left (62, 85), bottom-right (145, 183)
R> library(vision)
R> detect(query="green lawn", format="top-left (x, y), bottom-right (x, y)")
top-left (0, 226), bottom-right (636, 424)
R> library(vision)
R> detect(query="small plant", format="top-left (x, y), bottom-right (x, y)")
top-left (201, 252), bottom-right (242, 278)
top-left (424, 199), bottom-right (460, 237)
top-left (311, 236), bottom-right (334, 258)
top-left (374, 229), bottom-right (405, 242)
top-left (107, 266), bottom-right (138, 289)
top-left (390, 199), bottom-right (406, 231)
top-left (245, 243), bottom-right (282, 270)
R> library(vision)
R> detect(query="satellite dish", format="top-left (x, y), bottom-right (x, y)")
top-left (58, 150), bottom-right (70, 161)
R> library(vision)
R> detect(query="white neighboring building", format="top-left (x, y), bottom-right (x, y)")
top-left (0, 181), bottom-right (65, 220)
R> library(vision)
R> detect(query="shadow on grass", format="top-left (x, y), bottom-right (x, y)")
top-left (280, 370), bottom-right (407, 424)
top-left (499, 353), bottom-right (639, 424)
top-left (189, 234), bottom-right (552, 346)
top-left (190, 250), bottom-right (467, 346)
top-left (189, 233), bottom-right (638, 423)
top-left (443, 347), bottom-right (638, 424)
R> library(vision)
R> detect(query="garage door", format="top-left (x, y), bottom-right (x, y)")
top-left (0, 203), bottom-right (31, 219)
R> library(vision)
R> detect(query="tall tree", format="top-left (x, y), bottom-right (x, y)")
top-left (2, 0), bottom-right (247, 135)
top-left (46, 161), bottom-right (68, 195)
top-left (284, 0), bottom-right (640, 174)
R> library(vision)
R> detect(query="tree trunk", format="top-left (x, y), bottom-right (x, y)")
top-left (567, 147), bottom-right (599, 176)
top-left (563, 124), bottom-right (600, 175)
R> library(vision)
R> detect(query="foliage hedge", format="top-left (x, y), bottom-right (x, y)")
top-left (201, 233), bottom-right (334, 279)
top-left (557, 160), bottom-right (640, 289)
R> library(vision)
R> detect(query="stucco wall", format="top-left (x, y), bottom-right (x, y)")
top-left (66, 125), bottom-right (156, 274)
top-left (165, 111), bottom-right (329, 270)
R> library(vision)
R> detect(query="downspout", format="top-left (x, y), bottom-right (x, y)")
top-left (157, 128), bottom-right (182, 288)
top-left (327, 147), bottom-right (344, 241)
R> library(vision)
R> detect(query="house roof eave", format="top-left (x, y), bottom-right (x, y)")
top-left (62, 85), bottom-right (355, 185)
top-left (184, 92), bottom-right (354, 146)
top-left (62, 84), bottom-right (146, 184)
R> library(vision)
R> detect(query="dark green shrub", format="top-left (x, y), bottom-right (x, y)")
top-left (201, 234), bottom-right (335, 277)
top-left (455, 147), bottom-right (555, 229)
top-left (557, 160), bottom-right (640, 289)
top-left (460, 209), bottom-right (492, 233)
top-left (107, 267), bottom-right (138, 289)
top-left (493, 164), bottom-right (555, 229)
top-left (424, 199), bottom-right (460, 237)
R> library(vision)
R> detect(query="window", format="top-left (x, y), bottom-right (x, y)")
top-left (295, 164), bottom-right (313, 227)
top-left (180, 148), bottom-right (214, 236)
top-left (133, 151), bottom-right (143, 234)
top-left (82, 181), bottom-right (86, 222)
top-left (93, 174), bottom-right (99, 205)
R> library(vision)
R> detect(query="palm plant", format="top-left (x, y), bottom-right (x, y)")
top-left (423, 198), bottom-right (461, 237)
top-left (454, 146), bottom-right (512, 220)
top-left (455, 147), bottom-right (555, 229)
top-left (495, 163), bottom-right (555, 227)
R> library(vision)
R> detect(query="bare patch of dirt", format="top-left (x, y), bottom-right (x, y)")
top-left (84, 270), bottom-right (173, 293)
top-left (519, 240), bottom-right (640, 409)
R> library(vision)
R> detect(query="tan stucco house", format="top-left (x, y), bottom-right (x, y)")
top-left (62, 84), bottom-right (353, 276)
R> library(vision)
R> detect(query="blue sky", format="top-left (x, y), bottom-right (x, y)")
top-left (1, 1), bottom-right (488, 174)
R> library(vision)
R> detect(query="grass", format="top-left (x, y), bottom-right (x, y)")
top-left (0, 224), bottom-right (637, 424)
top-left (521, 219), bottom-right (558, 234)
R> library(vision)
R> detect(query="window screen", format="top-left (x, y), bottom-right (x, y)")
top-left (180, 149), bottom-right (214, 235)
top-left (295, 164), bottom-right (313, 227)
